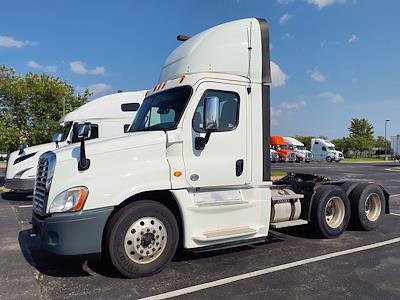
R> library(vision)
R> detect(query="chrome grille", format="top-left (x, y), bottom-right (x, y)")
top-left (33, 152), bottom-right (56, 216)
top-left (306, 152), bottom-right (313, 159)
top-left (288, 152), bottom-right (296, 161)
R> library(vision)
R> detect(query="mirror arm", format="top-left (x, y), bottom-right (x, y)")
top-left (195, 131), bottom-right (212, 151)
top-left (78, 137), bottom-right (90, 171)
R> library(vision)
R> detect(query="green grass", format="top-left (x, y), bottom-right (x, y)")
top-left (341, 157), bottom-right (385, 163)
top-left (391, 166), bottom-right (400, 171)
top-left (271, 170), bottom-right (287, 177)
top-left (0, 161), bottom-right (6, 168)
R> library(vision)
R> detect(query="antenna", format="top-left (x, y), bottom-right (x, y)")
top-left (247, 22), bottom-right (253, 94)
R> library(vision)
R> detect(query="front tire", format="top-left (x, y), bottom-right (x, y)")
top-left (310, 185), bottom-right (351, 238)
top-left (349, 183), bottom-right (385, 231)
top-left (105, 200), bottom-right (179, 278)
top-left (326, 156), bottom-right (332, 163)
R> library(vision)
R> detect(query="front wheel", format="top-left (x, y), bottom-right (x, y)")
top-left (105, 200), bottom-right (179, 278)
top-left (326, 156), bottom-right (332, 163)
top-left (310, 185), bottom-right (351, 238)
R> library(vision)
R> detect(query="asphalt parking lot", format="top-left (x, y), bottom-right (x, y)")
top-left (1, 163), bottom-right (400, 299)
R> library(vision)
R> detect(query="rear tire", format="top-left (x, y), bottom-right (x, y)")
top-left (340, 181), bottom-right (361, 196)
top-left (105, 200), bottom-right (179, 278)
top-left (349, 183), bottom-right (385, 231)
top-left (310, 185), bottom-right (351, 238)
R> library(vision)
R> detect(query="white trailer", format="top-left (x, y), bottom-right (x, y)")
top-left (31, 18), bottom-right (390, 278)
top-left (284, 137), bottom-right (312, 163)
top-left (391, 135), bottom-right (400, 155)
top-left (5, 91), bottom-right (146, 191)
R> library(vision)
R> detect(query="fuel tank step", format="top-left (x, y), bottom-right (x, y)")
top-left (270, 219), bottom-right (308, 229)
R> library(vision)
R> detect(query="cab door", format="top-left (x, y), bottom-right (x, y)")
top-left (182, 82), bottom-right (247, 188)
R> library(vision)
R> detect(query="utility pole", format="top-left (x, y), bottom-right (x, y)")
top-left (385, 119), bottom-right (390, 160)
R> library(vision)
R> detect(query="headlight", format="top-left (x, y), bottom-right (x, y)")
top-left (49, 186), bottom-right (89, 213)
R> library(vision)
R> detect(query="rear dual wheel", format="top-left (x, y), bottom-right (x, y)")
top-left (311, 185), bottom-right (350, 238)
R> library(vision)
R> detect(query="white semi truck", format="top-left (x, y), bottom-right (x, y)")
top-left (284, 137), bottom-right (312, 163)
top-left (5, 91), bottom-right (146, 191)
top-left (311, 138), bottom-right (344, 162)
top-left (32, 18), bottom-right (390, 278)
top-left (270, 148), bottom-right (279, 163)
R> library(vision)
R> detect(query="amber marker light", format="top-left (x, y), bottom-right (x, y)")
top-left (173, 171), bottom-right (182, 177)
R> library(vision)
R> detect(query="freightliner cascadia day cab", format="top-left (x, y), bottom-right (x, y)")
top-left (311, 138), bottom-right (344, 163)
top-left (5, 91), bottom-right (146, 191)
top-left (32, 18), bottom-right (390, 278)
top-left (270, 135), bottom-right (296, 162)
top-left (284, 136), bottom-right (312, 163)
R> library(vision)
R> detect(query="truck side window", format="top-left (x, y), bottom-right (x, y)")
top-left (322, 146), bottom-right (327, 151)
top-left (72, 123), bottom-right (99, 143)
top-left (121, 103), bottom-right (140, 112)
top-left (193, 90), bottom-right (239, 133)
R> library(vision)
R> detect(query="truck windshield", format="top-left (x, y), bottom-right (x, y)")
top-left (56, 122), bottom-right (73, 141)
top-left (279, 145), bottom-right (288, 150)
top-left (328, 146), bottom-right (335, 150)
top-left (129, 86), bottom-right (192, 132)
top-left (296, 146), bottom-right (306, 150)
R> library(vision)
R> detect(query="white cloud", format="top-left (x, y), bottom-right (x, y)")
top-left (319, 92), bottom-right (344, 103)
top-left (308, 69), bottom-right (326, 82)
top-left (348, 34), bottom-right (359, 44)
top-left (27, 60), bottom-right (42, 69)
top-left (26, 61), bottom-right (57, 73)
top-left (307, 0), bottom-right (347, 9)
top-left (279, 13), bottom-right (292, 25)
top-left (69, 61), bottom-right (105, 75)
top-left (271, 61), bottom-right (288, 87)
top-left (277, 0), bottom-right (294, 4)
top-left (280, 100), bottom-right (307, 110)
top-left (0, 36), bottom-right (38, 48)
top-left (271, 107), bottom-right (283, 125)
top-left (88, 83), bottom-right (112, 96)
top-left (282, 33), bottom-right (294, 40)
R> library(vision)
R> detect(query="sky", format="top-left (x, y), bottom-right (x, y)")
top-left (0, 0), bottom-right (399, 139)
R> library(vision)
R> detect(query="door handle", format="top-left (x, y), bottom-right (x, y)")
top-left (236, 159), bottom-right (244, 177)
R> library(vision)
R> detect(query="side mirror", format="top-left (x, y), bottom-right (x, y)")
top-left (204, 96), bottom-right (219, 131)
top-left (78, 122), bottom-right (91, 139)
top-left (77, 122), bottom-right (91, 171)
top-left (195, 96), bottom-right (219, 151)
top-left (52, 133), bottom-right (63, 148)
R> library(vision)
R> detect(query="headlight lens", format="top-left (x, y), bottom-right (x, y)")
top-left (49, 186), bottom-right (89, 213)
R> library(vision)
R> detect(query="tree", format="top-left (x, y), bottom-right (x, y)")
top-left (0, 65), bottom-right (90, 153)
top-left (347, 118), bottom-right (375, 156)
top-left (375, 136), bottom-right (391, 149)
top-left (331, 137), bottom-right (351, 155)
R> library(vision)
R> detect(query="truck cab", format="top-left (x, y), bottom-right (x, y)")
top-left (270, 148), bottom-right (279, 163)
top-left (271, 135), bottom-right (295, 162)
top-left (5, 91), bottom-right (146, 191)
top-left (284, 136), bottom-right (312, 163)
top-left (31, 18), bottom-right (389, 279)
top-left (311, 138), bottom-right (344, 162)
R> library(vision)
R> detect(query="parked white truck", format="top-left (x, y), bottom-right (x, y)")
top-left (5, 91), bottom-right (146, 191)
top-left (32, 18), bottom-right (390, 278)
top-left (311, 138), bottom-right (344, 162)
top-left (270, 148), bottom-right (278, 163)
top-left (284, 137), bottom-right (312, 163)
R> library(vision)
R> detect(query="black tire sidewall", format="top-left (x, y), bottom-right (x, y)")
top-left (106, 200), bottom-right (179, 278)
top-left (312, 185), bottom-right (351, 238)
top-left (350, 184), bottom-right (386, 230)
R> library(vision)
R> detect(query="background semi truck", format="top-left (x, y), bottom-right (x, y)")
top-left (270, 135), bottom-right (296, 162)
top-left (32, 18), bottom-right (390, 278)
top-left (284, 136), bottom-right (312, 163)
top-left (311, 138), bottom-right (344, 162)
top-left (5, 91), bottom-right (146, 191)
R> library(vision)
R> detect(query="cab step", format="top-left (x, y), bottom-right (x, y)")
top-left (192, 226), bottom-right (257, 242)
top-left (270, 219), bottom-right (308, 229)
top-left (271, 193), bottom-right (304, 203)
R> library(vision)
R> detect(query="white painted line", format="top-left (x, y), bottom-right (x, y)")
top-left (390, 194), bottom-right (400, 198)
top-left (140, 237), bottom-right (400, 300)
top-left (18, 205), bottom-right (33, 208)
top-left (390, 213), bottom-right (400, 217)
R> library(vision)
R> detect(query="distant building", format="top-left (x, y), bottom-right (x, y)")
top-left (391, 135), bottom-right (400, 155)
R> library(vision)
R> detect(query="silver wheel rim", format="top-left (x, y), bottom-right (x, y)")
top-left (325, 196), bottom-right (345, 229)
top-left (365, 193), bottom-right (381, 222)
top-left (124, 217), bottom-right (167, 264)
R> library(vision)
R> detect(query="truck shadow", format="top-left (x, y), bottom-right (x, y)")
top-left (1, 191), bottom-right (32, 202)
